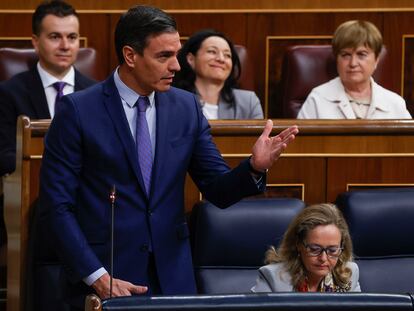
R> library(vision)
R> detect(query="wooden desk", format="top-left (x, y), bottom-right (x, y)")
top-left (4, 117), bottom-right (414, 310)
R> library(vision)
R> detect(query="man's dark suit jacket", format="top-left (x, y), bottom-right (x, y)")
top-left (0, 66), bottom-right (95, 176)
top-left (38, 74), bottom-right (263, 305)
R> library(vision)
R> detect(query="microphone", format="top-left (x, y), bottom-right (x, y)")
top-left (109, 185), bottom-right (116, 298)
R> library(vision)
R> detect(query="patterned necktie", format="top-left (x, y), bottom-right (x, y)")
top-left (52, 81), bottom-right (66, 108)
top-left (136, 96), bottom-right (153, 195)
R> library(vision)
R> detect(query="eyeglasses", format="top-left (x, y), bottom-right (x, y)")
top-left (302, 242), bottom-right (343, 258)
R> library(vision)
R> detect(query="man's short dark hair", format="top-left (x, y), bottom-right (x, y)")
top-left (32, 0), bottom-right (78, 36)
top-left (114, 5), bottom-right (177, 64)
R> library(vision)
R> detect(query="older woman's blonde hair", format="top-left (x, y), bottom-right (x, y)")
top-left (265, 203), bottom-right (354, 290)
top-left (332, 20), bottom-right (383, 58)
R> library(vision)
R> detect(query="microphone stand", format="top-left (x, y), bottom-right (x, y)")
top-left (109, 185), bottom-right (116, 299)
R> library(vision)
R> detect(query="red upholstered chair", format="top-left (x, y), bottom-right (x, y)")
top-left (0, 47), bottom-right (98, 81)
top-left (234, 44), bottom-right (255, 91)
top-left (279, 45), bottom-right (391, 118)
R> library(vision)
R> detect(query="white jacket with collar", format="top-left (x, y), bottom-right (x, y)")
top-left (297, 77), bottom-right (412, 119)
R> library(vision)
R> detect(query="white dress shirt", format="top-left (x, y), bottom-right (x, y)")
top-left (37, 62), bottom-right (75, 118)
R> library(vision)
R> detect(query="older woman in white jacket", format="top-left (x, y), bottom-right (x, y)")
top-left (297, 20), bottom-right (411, 119)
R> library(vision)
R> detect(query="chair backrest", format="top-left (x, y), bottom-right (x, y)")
top-left (234, 44), bottom-right (255, 91)
top-left (279, 45), bottom-right (391, 118)
top-left (190, 198), bottom-right (305, 294)
top-left (336, 188), bottom-right (414, 293)
top-left (0, 47), bottom-right (98, 81)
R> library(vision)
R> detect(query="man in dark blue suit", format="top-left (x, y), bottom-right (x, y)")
top-left (39, 5), bottom-right (298, 308)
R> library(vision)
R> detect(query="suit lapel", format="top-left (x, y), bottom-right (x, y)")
top-left (150, 91), bottom-right (170, 199)
top-left (27, 67), bottom-right (50, 118)
top-left (102, 74), bottom-right (147, 195)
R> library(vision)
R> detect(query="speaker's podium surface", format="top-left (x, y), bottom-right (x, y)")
top-left (84, 293), bottom-right (414, 311)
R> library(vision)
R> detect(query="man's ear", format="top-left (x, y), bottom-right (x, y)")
top-left (123, 45), bottom-right (137, 68)
top-left (31, 34), bottom-right (39, 53)
top-left (186, 52), bottom-right (195, 69)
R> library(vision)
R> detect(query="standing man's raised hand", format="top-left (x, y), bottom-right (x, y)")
top-left (250, 120), bottom-right (299, 172)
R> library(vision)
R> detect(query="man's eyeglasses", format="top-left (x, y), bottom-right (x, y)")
top-left (302, 242), bottom-right (343, 258)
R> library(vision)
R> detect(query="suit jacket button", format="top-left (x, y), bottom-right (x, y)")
top-left (140, 244), bottom-right (149, 252)
top-left (147, 209), bottom-right (153, 216)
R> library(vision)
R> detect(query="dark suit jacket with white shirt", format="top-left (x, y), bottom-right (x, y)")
top-left (0, 66), bottom-right (95, 176)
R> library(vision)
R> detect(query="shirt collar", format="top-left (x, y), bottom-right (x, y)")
top-left (113, 67), bottom-right (155, 108)
top-left (37, 62), bottom-right (75, 88)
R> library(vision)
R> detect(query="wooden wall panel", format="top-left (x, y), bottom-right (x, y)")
top-left (173, 13), bottom-right (247, 43)
top-left (107, 14), bottom-right (119, 74)
top-left (402, 35), bottom-right (414, 109)
top-left (183, 156), bottom-right (327, 212)
top-left (384, 12), bottom-right (414, 116)
top-left (1, 11), bottom-right (414, 117)
top-left (2, 0), bottom-right (414, 10)
top-left (326, 157), bottom-right (414, 202)
top-left (78, 14), bottom-right (111, 81)
top-left (0, 13), bottom-right (32, 48)
top-left (269, 157), bottom-right (326, 204)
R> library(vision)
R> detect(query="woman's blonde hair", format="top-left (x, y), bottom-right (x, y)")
top-left (265, 203), bottom-right (353, 290)
top-left (332, 20), bottom-right (383, 58)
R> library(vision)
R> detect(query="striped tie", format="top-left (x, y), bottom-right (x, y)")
top-left (135, 96), bottom-right (153, 195)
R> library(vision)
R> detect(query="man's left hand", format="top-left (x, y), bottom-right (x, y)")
top-left (250, 119), bottom-right (298, 172)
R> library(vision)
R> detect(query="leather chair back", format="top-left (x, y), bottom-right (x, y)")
top-left (190, 198), bottom-right (305, 294)
top-left (235, 44), bottom-right (255, 91)
top-left (336, 188), bottom-right (414, 293)
top-left (0, 47), bottom-right (98, 81)
top-left (280, 45), bottom-right (391, 118)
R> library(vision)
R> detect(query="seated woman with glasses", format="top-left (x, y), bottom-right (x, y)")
top-left (251, 203), bottom-right (361, 292)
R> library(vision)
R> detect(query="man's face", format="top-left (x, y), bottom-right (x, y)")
top-left (126, 32), bottom-right (181, 95)
top-left (32, 14), bottom-right (80, 78)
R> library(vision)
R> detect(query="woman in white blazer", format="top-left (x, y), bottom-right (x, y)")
top-left (297, 20), bottom-right (411, 119)
top-left (173, 29), bottom-right (263, 120)
top-left (251, 203), bottom-right (361, 293)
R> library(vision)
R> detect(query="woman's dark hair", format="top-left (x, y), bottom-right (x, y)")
top-left (173, 29), bottom-right (241, 104)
